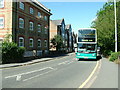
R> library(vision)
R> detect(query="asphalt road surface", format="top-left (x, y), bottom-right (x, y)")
top-left (1, 54), bottom-right (118, 89)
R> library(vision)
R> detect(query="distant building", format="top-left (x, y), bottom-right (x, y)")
top-left (0, 0), bottom-right (52, 57)
top-left (50, 18), bottom-right (66, 51)
top-left (72, 32), bottom-right (77, 52)
top-left (65, 24), bottom-right (72, 52)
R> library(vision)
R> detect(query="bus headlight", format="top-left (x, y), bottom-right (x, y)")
top-left (77, 53), bottom-right (80, 55)
top-left (92, 54), bottom-right (95, 56)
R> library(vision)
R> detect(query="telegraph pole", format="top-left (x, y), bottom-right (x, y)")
top-left (114, 0), bottom-right (117, 52)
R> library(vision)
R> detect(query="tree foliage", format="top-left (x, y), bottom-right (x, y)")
top-left (51, 35), bottom-right (64, 51)
top-left (91, 2), bottom-right (120, 56)
top-left (2, 34), bottom-right (25, 63)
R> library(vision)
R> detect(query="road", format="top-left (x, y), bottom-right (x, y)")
top-left (1, 53), bottom-right (118, 89)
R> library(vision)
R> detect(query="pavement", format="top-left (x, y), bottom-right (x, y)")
top-left (0, 52), bottom-right (75, 69)
top-left (90, 57), bottom-right (118, 88)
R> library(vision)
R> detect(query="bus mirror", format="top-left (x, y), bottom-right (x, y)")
top-left (74, 43), bottom-right (77, 48)
top-left (97, 47), bottom-right (100, 51)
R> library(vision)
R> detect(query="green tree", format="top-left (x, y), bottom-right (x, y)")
top-left (2, 34), bottom-right (25, 63)
top-left (51, 35), bottom-right (64, 51)
top-left (91, 2), bottom-right (120, 56)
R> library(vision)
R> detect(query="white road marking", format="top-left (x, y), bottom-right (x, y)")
top-left (66, 61), bottom-right (74, 65)
top-left (16, 75), bottom-right (22, 81)
top-left (58, 61), bottom-right (69, 65)
top-left (5, 67), bottom-right (53, 79)
top-left (23, 68), bottom-right (57, 82)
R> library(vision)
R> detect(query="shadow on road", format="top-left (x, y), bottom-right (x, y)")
top-left (78, 57), bottom-right (102, 62)
top-left (17, 52), bottom-right (70, 63)
top-left (46, 53), bottom-right (69, 58)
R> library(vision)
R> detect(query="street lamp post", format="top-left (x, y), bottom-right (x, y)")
top-left (114, 0), bottom-right (117, 52)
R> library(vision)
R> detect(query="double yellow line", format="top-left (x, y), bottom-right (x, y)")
top-left (79, 60), bottom-right (100, 88)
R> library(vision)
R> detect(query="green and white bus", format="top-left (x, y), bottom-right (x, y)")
top-left (76, 28), bottom-right (97, 60)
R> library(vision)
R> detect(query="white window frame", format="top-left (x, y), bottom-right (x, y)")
top-left (29, 21), bottom-right (33, 30)
top-left (19, 2), bottom-right (24, 10)
top-left (0, 17), bottom-right (4, 28)
top-left (29, 38), bottom-right (33, 47)
top-left (38, 24), bottom-right (41, 32)
top-left (38, 39), bottom-right (41, 47)
top-left (30, 7), bottom-right (34, 14)
top-left (0, 0), bottom-right (4, 8)
top-left (44, 40), bottom-right (47, 47)
top-left (19, 18), bottom-right (24, 28)
top-left (19, 37), bottom-right (24, 47)
top-left (38, 12), bottom-right (41, 18)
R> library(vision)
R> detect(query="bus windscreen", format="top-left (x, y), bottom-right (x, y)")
top-left (78, 44), bottom-right (96, 52)
top-left (78, 29), bottom-right (96, 42)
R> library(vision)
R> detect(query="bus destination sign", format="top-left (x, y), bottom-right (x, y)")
top-left (78, 38), bottom-right (95, 42)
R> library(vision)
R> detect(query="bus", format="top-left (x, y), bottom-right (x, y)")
top-left (76, 28), bottom-right (97, 60)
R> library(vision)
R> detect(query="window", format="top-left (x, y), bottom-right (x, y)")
top-left (44, 16), bottom-right (47, 21)
top-left (29, 21), bottom-right (33, 30)
top-left (38, 12), bottom-right (41, 18)
top-left (38, 24), bottom-right (41, 32)
top-left (19, 18), bottom-right (24, 28)
top-left (0, 0), bottom-right (4, 8)
top-left (38, 39), bottom-right (41, 47)
top-left (0, 17), bottom-right (4, 28)
top-left (19, 37), bottom-right (24, 47)
top-left (29, 38), bottom-right (33, 47)
top-left (44, 26), bottom-right (47, 34)
top-left (62, 33), bottom-right (65, 38)
top-left (44, 40), bottom-right (47, 47)
top-left (19, 2), bottom-right (24, 10)
top-left (30, 7), bottom-right (34, 14)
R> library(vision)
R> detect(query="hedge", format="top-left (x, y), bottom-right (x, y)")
top-left (109, 52), bottom-right (120, 62)
top-left (2, 42), bottom-right (25, 64)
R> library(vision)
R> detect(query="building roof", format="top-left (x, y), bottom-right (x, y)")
top-left (51, 18), bottom-right (64, 25)
top-left (29, 0), bottom-right (52, 15)
top-left (32, 0), bottom-right (50, 12)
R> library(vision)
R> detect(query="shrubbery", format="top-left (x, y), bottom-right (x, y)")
top-left (109, 52), bottom-right (120, 62)
top-left (103, 50), bottom-right (113, 57)
top-left (2, 42), bottom-right (25, 64)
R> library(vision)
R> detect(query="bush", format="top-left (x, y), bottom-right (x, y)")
top-left (2, 42), bottom-right (25, 63)
top-left (109, 52), bottom-right (120, 62)
top-left (103, 50), bottom-right (113, 57)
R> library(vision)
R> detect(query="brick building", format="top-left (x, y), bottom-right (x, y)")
top-left (0, 0), bottom-right (52, 57)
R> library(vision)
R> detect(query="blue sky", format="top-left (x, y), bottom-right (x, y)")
top-left (41, 2), bottom-right (106, 34)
